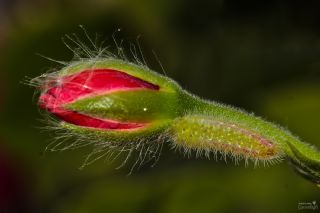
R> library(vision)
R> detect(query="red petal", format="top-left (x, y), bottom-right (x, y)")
top-left (39, 68), bottom-right (158, 130)
top-left (41, 69), bottom-right (159, 107)
top-left (52, 108), bottom-right (146, 130)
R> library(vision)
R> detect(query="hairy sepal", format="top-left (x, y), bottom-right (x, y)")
top-left (66, 90), bottom-right (179, 122)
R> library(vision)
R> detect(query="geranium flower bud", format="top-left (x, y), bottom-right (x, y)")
top-left (38, 59), bottom-right (181, 141)
top-left (34, 51), bottom-right (320, 185)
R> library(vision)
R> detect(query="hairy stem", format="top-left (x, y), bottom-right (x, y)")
top-left (171, 91), bottom-right (320, 184)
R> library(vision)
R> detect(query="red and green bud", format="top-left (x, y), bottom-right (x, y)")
top-left (35, 58), bottom-right (320, 185)
top-left (38, 59), bottom-right (181, 141)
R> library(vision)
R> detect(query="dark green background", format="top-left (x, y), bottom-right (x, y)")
top-left (0, 0), bottom-right (320, 212)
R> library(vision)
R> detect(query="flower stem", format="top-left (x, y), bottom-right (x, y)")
top-left (171, 90), bottom-right (320, 184)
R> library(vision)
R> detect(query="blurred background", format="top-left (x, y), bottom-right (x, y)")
top-left (1, 0), bottom-right (320, 212)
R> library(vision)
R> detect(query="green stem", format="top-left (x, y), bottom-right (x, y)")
top-left (171, 91), bottom-right (320, 184)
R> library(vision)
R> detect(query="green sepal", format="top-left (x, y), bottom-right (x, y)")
top-left (66, 90), bottom-right (180, 122)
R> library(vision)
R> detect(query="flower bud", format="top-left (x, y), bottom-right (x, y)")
top-left (38, 59), bottom-right (181, 141)
top-left (34, 55), bottom-right (320, 184)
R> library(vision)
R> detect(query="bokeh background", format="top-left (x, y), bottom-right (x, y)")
top-left (1, 0), bottom-right (320, 212)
